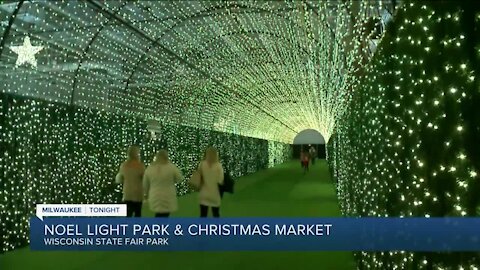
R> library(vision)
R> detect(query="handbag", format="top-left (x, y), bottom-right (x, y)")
top-left (188, 169), bottom-right (203, 191)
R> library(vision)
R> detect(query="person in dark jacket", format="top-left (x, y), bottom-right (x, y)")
top-left (309, 145), bottom-right (317, 166)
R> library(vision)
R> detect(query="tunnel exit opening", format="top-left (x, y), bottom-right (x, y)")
top-left (292, 129), bottom-right (326, 159)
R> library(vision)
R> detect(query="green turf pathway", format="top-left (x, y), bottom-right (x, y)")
top-left (0, 160), bottom-right (355, 270)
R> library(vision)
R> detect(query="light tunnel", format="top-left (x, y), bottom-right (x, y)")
top-left (0, 0), bottom-right (360, 143)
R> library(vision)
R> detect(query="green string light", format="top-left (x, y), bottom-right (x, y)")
top-left (0, 0), bottom-right (392, 257)
top-left (0, 0), bottom-right (392, 143)
top-left (328, 2), bottom-right (480, 269)
top-left (0, 93), bottom-right (291, 252)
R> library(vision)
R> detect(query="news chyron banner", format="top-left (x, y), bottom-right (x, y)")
top-left (31, 204), bottom-right (480, 251)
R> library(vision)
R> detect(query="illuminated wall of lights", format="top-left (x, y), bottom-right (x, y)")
top-left (0, 0), bottom-right (394, 254)
top-left (0, 92), bottom-right (291, 252)
top-left (328, 2), bottom-right (480, 269)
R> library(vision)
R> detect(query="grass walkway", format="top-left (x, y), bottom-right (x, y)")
top-left (0, 160), bottom-right (355, 270)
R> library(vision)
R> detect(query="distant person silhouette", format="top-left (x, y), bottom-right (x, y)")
top-left (300, 150), bottom-right (310, 174)
top-left (309, 145), bottom-right (317, 165)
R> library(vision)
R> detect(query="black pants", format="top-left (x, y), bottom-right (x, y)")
top-left (200, 205), bottom-right (220, 218)
top-left (125, 201), bottom-right (142, 217)
top-left (155, 213), bottom-right (170, 218)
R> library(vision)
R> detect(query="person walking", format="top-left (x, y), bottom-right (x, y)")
top-left (116, 146), bottom-right (145, 217)
top-left (309, 145), bottom-right (317, 166)
top-left (198, 147), bottom-right (224, 217)
top-left (143, 150), bottom-right (183, 218)
top-left (301, 150), bottom-right (310, 174)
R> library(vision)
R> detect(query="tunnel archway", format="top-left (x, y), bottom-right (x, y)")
top-left (0, 0), bottom-right (390, 144)
top-left (0, 1), bottom-right (403, 264)
top-left (292, 129), bottom-right (325, 145)
top-left (292, 129), bottom-right (326, 159)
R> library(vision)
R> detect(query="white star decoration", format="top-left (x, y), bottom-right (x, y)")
top-left (9, 36), bottom-right (43, 68)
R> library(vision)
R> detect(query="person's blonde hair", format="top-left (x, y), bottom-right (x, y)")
top-left (127, 146), bottom-right (140, 160)
top-left (155, 149), bottom-right (169, 163)
top-left (204, 147), bottom-right (218, 163)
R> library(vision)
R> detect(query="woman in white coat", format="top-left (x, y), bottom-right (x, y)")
top-left (198, 147), bottom-right (224, 217)
top-left (143, 150), bottom-right (182, 217)
top-left (116, 146), bottom-right (145, 217)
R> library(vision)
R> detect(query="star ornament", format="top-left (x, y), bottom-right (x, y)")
top-left (9, 36), bottom-right (43, 68)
